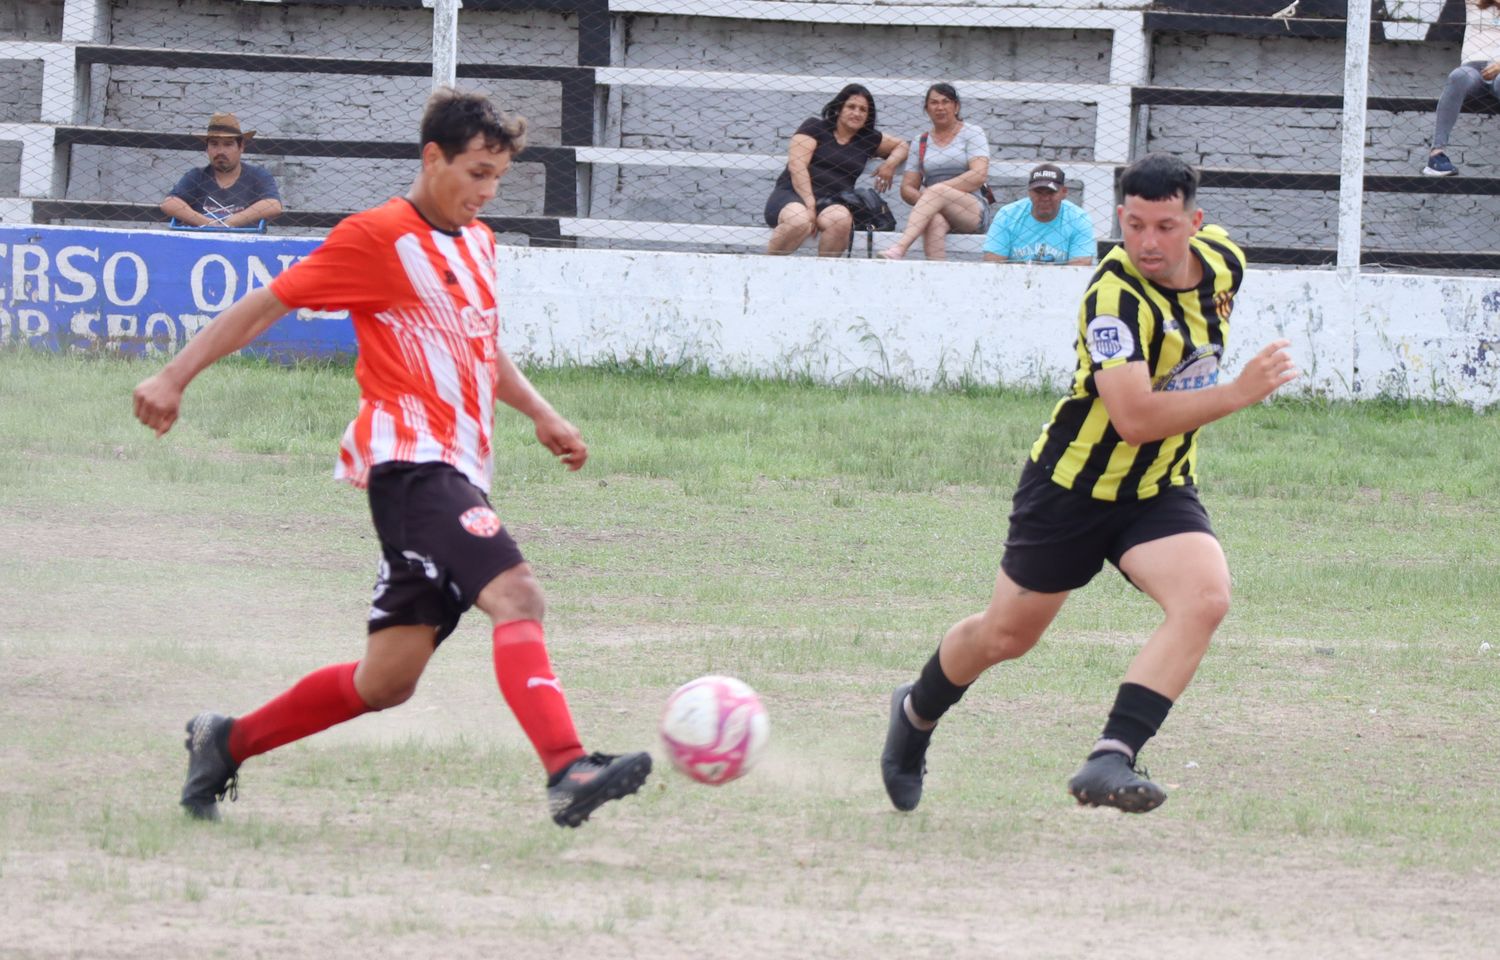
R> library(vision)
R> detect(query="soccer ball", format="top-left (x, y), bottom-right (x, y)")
top-left (659, 675), bottom-right (769, 785)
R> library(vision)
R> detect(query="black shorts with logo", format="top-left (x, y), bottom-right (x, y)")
top-left (999, 459), bottom-right (1216, 594)
top-left (365, 461), bottom-right (526, 645)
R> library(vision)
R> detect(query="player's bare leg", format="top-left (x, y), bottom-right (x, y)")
top-left (882, 568), bottom-right (1068, 811)
top-left (937, 567), bottom-right (1070, 684)
top-left (355, 624), bottom-right (439, 708)
top-left (1068, 532), bottom-right (1230, 812)
top-left (1119, 532), bottom-right (1230, 698)
top-left (478, 563), bottom-right (651, 827)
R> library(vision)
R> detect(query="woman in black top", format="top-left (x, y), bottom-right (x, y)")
top-left (765, 84), bottom-right (908, 256)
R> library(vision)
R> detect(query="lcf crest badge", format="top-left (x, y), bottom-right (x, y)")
top-left (1086, 315), bottom-right (1136, 365)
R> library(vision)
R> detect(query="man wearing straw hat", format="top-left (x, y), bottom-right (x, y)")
top-left (160, 112), bottom-right (283, 228)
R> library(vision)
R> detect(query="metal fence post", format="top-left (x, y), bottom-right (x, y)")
top-left (426, 0), bottom-right (461, 91)
top-left (1338, 0), bottom-right (1372, 274)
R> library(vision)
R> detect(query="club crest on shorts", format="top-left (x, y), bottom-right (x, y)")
top-left (459, 506), bottom-right (502, 538)
top-left (1087, 315), bottom-right (1134, 364)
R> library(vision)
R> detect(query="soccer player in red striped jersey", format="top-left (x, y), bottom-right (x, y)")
top-left (133, 89), bottom-right (651, 828)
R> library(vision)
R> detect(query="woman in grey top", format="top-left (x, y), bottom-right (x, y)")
top-left (879, 83), bottom-right (992, 260)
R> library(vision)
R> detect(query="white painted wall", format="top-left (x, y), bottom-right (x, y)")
top-left (498, 247), bottom-right (1500, 409)
top-left (5, 218), bottom-right (1491, 407)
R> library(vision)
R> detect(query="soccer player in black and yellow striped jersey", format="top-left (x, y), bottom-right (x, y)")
top-left (881, 153), bottom-right (1298, 814)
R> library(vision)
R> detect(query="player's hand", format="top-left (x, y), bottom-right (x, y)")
top-left (1484, 62), bottom-right (1500, 81)
top-left (1233, 339), bottom-right (1299, 407)
top-left (133, 372), bottom-right (184, 437)
top-left (534, 412), bottom-right (588, 471)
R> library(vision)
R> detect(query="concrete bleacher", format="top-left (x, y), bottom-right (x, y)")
top-left (3, 0), bottom-right (1499, 268)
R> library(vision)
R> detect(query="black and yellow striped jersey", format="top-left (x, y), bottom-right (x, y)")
top-left (1029, 224), bottom-right (1246, 502)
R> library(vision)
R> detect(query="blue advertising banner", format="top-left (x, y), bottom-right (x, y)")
top-left (0, 224), bottom-right (355, 358)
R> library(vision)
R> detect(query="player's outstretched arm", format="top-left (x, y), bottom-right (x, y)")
top-left (493, 348), bottom-right (588, 471)
top-left (133, 287), bottom-right (291, 437)
top-left (1095, 338), bottom-right (1298, 446)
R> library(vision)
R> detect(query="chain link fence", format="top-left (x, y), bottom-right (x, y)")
top-left (1, 0), bottom-right (1497, 268)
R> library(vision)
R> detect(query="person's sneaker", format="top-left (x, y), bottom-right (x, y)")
top-left (181, 712), bottom-right (239, 821)
top-left (1423, 151), bottom-right (1458, 176)
top-left (547, 751), bottom-right (652, 828)
top-left (1067, 751), bottom-right (1166, 813)
top-left (880, 682), bottom-right (933, 812)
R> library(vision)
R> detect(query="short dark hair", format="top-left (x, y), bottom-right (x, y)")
top-left (420, 88), bottom-right (528, 160)
top-left (1120, 153), bottom-right (1199, 207)
top-left (924, 82), bottom-right (961, 119)
top-left (821, 83), bottom-right (878, 132)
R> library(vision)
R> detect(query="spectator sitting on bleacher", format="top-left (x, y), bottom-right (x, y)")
top-left (160, 112), bottom-right (284, 228)
top-left (981, 164), bottom-right (1094, 266)
top-left (1424, 0), bottom-right (1500, 176)
top-left (878, 83), bottom-right (993, 261)
top-left (764, 84), bottom-right (908, 256)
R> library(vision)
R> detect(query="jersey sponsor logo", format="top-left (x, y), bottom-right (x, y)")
top-left (459, 305), bottom-right (495, 338)
top-left (459, 506), bottom-right (502, 538)
top-left (1154, 345), bottom-right (1222, 393)
top-left (1087, 315), bottom-right (1134, 363)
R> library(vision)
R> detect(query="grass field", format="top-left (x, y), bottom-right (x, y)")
top-left (2, 349), bottom-right (1498, 959)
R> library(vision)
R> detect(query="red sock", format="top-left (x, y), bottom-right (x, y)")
top-left (492, 619), bottom-right (585, 776)
top-left (227, 661), bottom-right (372, 764)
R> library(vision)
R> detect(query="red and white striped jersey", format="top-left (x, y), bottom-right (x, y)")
top-left (270, 198), bottom-right (502, 491)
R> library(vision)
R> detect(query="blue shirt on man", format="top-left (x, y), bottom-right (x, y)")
top-left (168, 163), bottom-right (281, 222)
top-left (982, 198), bottom-right (1095, 264)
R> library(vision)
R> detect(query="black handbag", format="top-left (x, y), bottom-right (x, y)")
top-left (824, 187), bottom-right (896, 231)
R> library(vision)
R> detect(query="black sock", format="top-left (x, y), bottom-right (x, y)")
top-left (1091, 682), bottom-right (1174, 760)
top-left (908, 647), bottom-right (970, 725)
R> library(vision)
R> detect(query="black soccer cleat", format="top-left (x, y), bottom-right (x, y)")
top-left (880, 682), bottom-right (933, 812)
top-left (181, 711), bottom-right (240, 821)
top-left (547, 751), bottom-right (652, 828)
top-left (1067, 751), bottom-right (1166, 814)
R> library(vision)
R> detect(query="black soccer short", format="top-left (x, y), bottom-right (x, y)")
top-left (365, 461), bottom-right (526, 644)
top-left (999, 459), bottom-right (1216, 594)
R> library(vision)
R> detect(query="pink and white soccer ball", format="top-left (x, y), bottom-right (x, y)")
top-left (659, 675), bottom-right (770, 785)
